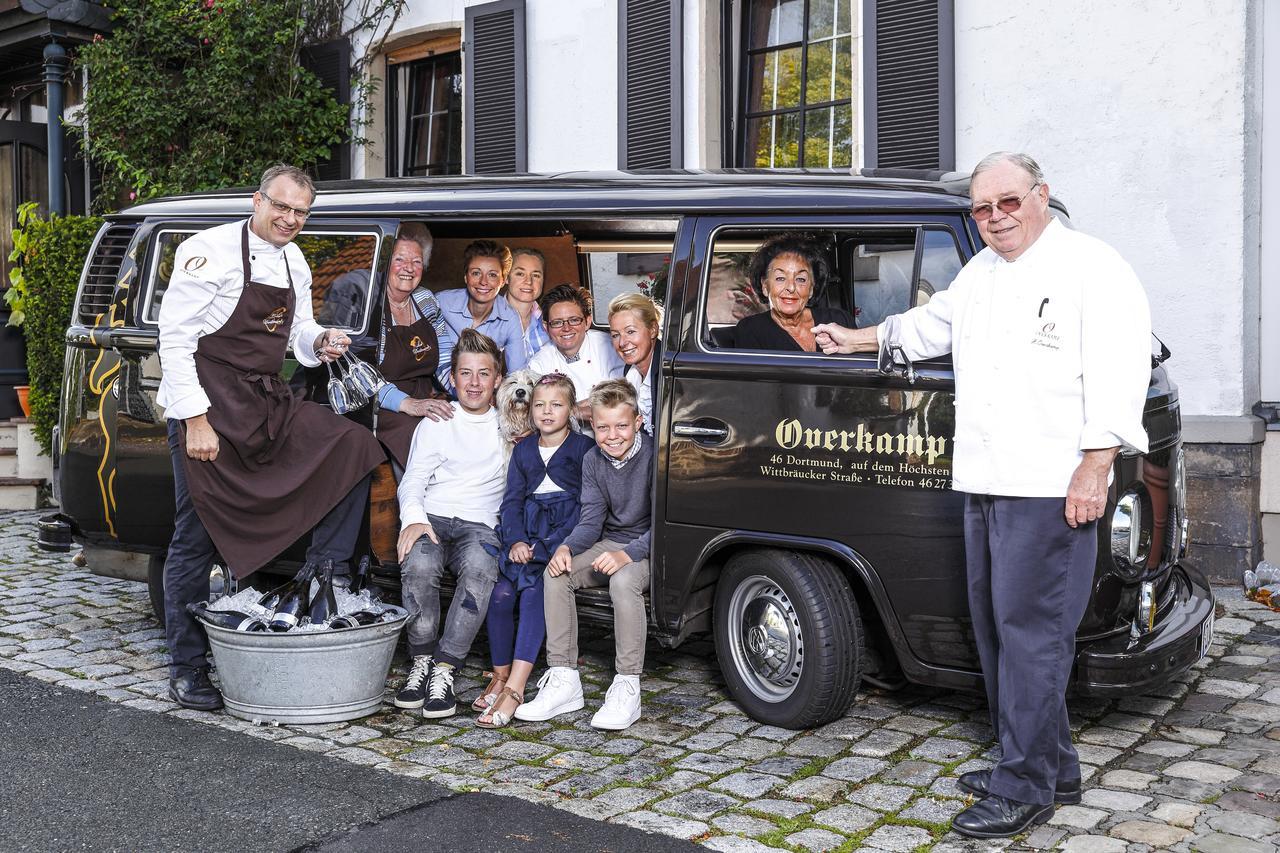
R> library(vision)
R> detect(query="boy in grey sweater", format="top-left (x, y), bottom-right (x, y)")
top-left (515, 379), bottom-right (652, 730)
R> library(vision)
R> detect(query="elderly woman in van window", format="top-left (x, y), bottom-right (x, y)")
top-left (731, 232), bottom-right (855, 353)
top-left (529, 283), bottom-right (625, 423)
top-left (608, 292), bottom-right (661, 434)
top-left (356, 224), bottom-right (458, 471)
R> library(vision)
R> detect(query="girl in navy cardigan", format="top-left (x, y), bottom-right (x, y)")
top-left (477, 373), bottom-right (595, 727)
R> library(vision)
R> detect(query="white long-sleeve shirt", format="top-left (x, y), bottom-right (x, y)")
top-left (397, 403), bottom-right (507, 529)
top-left (884, 217), bottom-right (1151, 498)
top-left (157, 220), bottom-right (324, 420)
top-left (528, 329), bottom-right (624, 401)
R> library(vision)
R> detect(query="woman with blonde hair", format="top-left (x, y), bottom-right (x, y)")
top-left (607, 292), bottom-right (661, 434)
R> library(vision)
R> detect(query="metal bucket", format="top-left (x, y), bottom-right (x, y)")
top-left (202, 607), bottom-right (406, 724)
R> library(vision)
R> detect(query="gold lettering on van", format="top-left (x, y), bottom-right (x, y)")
top-left (774, 418), bottom-right (947, 466)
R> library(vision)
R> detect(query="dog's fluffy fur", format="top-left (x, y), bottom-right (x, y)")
top-left (496, 368), bottom-right (540, 444)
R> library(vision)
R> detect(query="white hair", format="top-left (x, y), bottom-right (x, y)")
top-left (971, 151), bottom-right (1045, 185)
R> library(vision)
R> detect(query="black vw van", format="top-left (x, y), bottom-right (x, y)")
top-left (51, 171), bottom-right (1214, 728)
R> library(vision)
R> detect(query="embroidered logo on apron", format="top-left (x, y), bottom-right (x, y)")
top-left (183, 256), bottom-right (208, 273)
top-left (409, 335), bottom-right (432, 362)
top-left (1031, 321), bottom-right (1061, 350)
top-left (263, 306), bottom-right (288, 333)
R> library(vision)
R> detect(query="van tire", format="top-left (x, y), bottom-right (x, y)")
top-left (713, 549), bottom-right (863, 729)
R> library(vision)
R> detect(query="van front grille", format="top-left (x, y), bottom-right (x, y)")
top-left (78, 225), bottom-right (137, 324)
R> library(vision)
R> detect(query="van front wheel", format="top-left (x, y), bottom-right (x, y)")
top-left (713, 549), bottom-right (863, 729)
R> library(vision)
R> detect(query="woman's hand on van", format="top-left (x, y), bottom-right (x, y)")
top-left (184, 414), bottom-right (220, 462)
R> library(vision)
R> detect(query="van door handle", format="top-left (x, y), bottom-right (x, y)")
top-left (673, 420), bottom-right (729, 442)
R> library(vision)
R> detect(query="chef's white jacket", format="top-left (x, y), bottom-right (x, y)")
top-left (882, 218), bottom-right (1151, 497)
top-left (157, 220), bottom-right (324, 421)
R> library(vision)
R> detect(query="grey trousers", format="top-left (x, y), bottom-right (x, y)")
top-left (544, 539), bottom-right (649, 676)
top-left (964, 494), bottom-right (1097, 807)
top-left (400, 514), bottom-right (499, 669)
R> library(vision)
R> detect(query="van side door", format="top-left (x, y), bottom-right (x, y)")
top-left (661, 213), bottom-right (978, 673)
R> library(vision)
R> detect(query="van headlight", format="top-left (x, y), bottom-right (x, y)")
top-left (1110, 489), bottom-right (1151, 578)
top-left (1133, 580), bottom-right (1156, 635)
top-left (1172, 446), bottom-right (1189, 558)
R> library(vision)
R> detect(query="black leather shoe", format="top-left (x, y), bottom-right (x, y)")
top-left (169, 668), bottom-right (224, 711)
top-left (951, 794), bottom-right (1054, 839)
top-left (956, 769), bottom-right (1082, 805)
top-left (952, 788), bottom-right (1049, 835)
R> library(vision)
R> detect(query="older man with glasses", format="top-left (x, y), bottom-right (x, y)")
top-left (814, 151), bottom-right (1152, 838)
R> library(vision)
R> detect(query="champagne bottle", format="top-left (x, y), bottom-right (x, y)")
top-left (328, 610), bottom-right (389, 629)
top-left (307, 559), bottom-right (338, 624)
top-left (349, 555), bottom-right (371, 595)
top-left (187, 602), bottom-right (269, 632)
top-left (267, 563), bottom-right (315, 632)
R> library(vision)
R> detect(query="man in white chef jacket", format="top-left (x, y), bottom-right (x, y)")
top-left (814, 152), bottom-right (1151, 838)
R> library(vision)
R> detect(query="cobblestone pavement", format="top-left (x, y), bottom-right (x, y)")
top-left (1, 510), bottom-right (1278, 853)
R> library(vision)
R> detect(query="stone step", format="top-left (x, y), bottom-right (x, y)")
top-left (0, 420), bottom-right (17, 450)
top-left (0, 477), bottom-right (43, 510)
top-left (0, 447), bottom-right (16, 478)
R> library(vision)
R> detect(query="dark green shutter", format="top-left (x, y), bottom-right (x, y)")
top-left (464, 0), bottom-right (527, 174)
top-left (301, 39), bottom-right (352, 181)
top-left (864, 0), bottom-right (954, 170)
top-left (619, 0), bottom-right (683, 169)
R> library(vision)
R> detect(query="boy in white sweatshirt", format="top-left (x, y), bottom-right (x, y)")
top-left (394, 329), bottom-right (507, 718)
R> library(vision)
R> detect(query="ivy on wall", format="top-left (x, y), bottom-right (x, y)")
top-left (73, 0), bottom-right (401, 209)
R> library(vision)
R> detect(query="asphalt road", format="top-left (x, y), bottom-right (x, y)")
top-left (0, 669), bottom-right (697, 853)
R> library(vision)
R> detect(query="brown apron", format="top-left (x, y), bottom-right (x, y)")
top-left (179, 223), bottom-right (384, 579)
top-left (373, 298), bottom-right (442, 468)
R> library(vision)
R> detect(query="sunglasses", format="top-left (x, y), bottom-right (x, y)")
top-left (970, 183), bottom-right (1040, 221)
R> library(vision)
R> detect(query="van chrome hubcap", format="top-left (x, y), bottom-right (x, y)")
top-left (728, 575), bottom-right (803, 701)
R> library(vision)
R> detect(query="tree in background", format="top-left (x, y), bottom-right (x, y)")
top-left (73, 0), bottom-right (402, 210)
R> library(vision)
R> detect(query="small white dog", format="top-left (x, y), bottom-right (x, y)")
top-left (496, 368), bottom-right (540, 445)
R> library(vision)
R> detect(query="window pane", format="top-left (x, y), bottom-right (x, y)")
top-left (0, 143), bottom-right (12, 293)
top-left (585, 252), bottom-right (673, 324)
top-left (297, 234), bottom-right (381, 333)
top-left (145, 231), bottom-right (196, 322)
top-left (804, 36), bottom-right (852, 104)
top-left (406, 116), bottom-right (431, 173)
top-left (18, 144), bottom-right (48, 217)
top-left (746, 112), bottom-right (800, 168)
top-left (808, 0), bottom-right (851, 40)
top-left (748, 47), bottom-right (803, 112)
top-left (749, 0), bottom-right (803, 48)
top-left (916, 229), bottom-right (964, 307)
top-left (850, 234), bottom-right (916, 328)
top-left (801, 103), bottom-right (852, 168)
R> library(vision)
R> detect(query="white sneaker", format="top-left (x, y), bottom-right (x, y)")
top-left (590, 674), bottom-right (641, 730)
top-left (513, 667), bottom-right (584, 721)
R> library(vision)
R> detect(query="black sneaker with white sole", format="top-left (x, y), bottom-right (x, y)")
top-left (421, 661), bottom-right (457, 718)
top-left (394, 654), bottom-right (433, 709)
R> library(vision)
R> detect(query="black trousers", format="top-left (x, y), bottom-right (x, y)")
top-left (964, 494), bottom-right (1097, 806)
top-left (162, 419), bottom-right (371, 676)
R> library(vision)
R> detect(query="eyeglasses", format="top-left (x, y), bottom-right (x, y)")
top-left (260, 191), bottom-right (312, 219)
top-left (969, 183), bottom-right (1040, 221)
top-left (546, 316), bottom-right (586, 330)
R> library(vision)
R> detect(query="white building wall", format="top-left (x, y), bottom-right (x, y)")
top-left (953, 0), bottom-right (1259, 424)
top-left (525, 0), bottom-right (617, 171)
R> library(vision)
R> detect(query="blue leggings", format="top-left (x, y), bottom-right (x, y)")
top-left (485, 574), bottom-right (545, 667)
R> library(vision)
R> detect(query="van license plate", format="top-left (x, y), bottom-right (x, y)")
top-left (1198, 611), bottom-right (1215, 660)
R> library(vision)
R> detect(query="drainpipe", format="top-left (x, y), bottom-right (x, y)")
top-left (43, 42), bottom-right (69, 216)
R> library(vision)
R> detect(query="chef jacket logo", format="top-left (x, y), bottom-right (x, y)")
top-left (263, 307), bottom-right (287, 333)
top-left (183, 256), bottom-right (208, 273)
top-left (1031, 321), bottom-right (1061, 351)
top-left (409, 335), bottom-right (432, 362)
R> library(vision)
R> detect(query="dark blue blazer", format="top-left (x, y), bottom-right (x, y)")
top-left (498, 431), bottom-right (596, 560)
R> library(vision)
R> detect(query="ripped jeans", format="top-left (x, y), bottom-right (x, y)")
top-left (400, 514), bottom-right (499, 668)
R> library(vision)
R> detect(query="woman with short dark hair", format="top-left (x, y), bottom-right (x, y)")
top-left (732, 232), bottom-right (854, 352)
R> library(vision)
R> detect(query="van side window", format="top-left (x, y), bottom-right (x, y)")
top-left (144, 230), bottom-right (381, 335)
top-left (703, 226), bottom-right (965, 351)
top-left (577, 241), bottom-right (673, 325)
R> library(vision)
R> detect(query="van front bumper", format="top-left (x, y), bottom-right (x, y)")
top-left (1073, 563), bottom-right (1215, 696)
